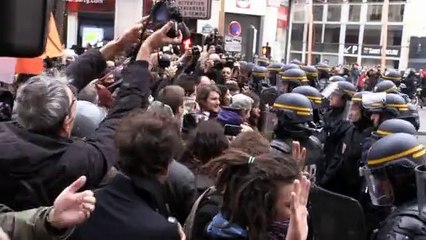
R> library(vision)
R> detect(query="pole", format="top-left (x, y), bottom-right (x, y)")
top-left (307, 0), bottom-right (314, 65)
top-left (218, 0), bottom-right (226, 36)
top-left (381, 0), bottom-right (389, 69)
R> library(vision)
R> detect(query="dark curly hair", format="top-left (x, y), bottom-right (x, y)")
top-left (205, 149), bottom-right (301, 240)
top-left (115, 110), bottom-right (180, 178)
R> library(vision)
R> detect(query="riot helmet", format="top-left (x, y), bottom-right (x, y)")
top-left (301, 65), bottom-right (319, 88)
top-left (399, 103), bottom-right (420, 131)
top-left (316, 62), bottom-right (331, 90)
top-left (329, 75), bottom-right (346, 83)
top-left (249, 66), bottom-right (269, 94)
top-left (372, 118), bottom-right (417, 139)
top-left (290, 59), bottom-right (304, 66)
top-left (322, 81), bottom-right (356, 101)
top-left (349, 91), bottom-right (373, 126)
top-left (383, 69), bottom-right (402, 86)
top-left (373, 80), bottom-right (398, 94)
top-left (363, 92), bottom-right (409, 127)
top-left (267, 62), bottom-right (284, 86)
top-left (292, 85), bottom-right (323, 109)
top-left (278, 68), bottom-right (309, 94)
top-left (316, 62), bottom-right (331, 73)
top-left (361, 133), bottom-right (425, 206)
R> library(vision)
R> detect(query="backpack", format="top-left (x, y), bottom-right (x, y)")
top-left (183, 186), bottom-right (222, 240)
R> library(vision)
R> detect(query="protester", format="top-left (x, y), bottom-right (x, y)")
top-left (196, 84), bottom-right (221, 119)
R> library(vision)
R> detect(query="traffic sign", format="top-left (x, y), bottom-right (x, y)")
top-left (224, 36), bottom-right (242, 52)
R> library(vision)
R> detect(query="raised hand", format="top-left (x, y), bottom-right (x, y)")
top-left (292, 141), bottom-right (307, 170)
top-left (285, 176), bottom-right (311, 240)
top-left (48, 176), bottom-right (96, 229)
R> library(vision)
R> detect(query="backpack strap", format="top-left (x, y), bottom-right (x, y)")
top-left (183, 186), bottom-right (216, 240)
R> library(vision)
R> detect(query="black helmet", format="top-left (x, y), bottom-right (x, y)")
top-left (386, 93), bottom-right (409, 115)
top-left (373, 119), bottom-right (417, 138)
top-left (252, 66), bottom-right (268, 80)
top-left (273, 93), bottom-right (313, 124)
top-left (399, 103), bottom-right (420, 131)
top-left (279, 63), bottom-right (300, 75)
top-left (362, 133), bottom-right (425, 206)
top-left (352, 91), bottom-right (368, 105)
top-left (374, 80), bottom-right (398, 93)
top-left (292, 85), bottom-right (323, 109)
top-left (322, 81), bottom-right (356, 100)
top-left (290, 59), bottom-right (304, 66)
top-left (329, 75), bottom-right (346, 83)
top-left (280, 68), bottom-right (309, 86)
top-left (268, 62), bottom-right (284, 73)
top-left (301, 65), bottom-right (318, 79)
top-left (383, 69), bottom-right (402, 84)
top-left (316, 62), bottom-right (331, 72)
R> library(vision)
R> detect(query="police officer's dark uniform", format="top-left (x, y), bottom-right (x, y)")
top-left (361, 133), bottom-right (426, 239)
top-left (267, 62), bottom-right (284, 86)
top-left (337, 91), bottom-right (375, 199)
top-left (270, 93), bottom-right (322, 183)
top-left (301, 65), bottom-right (320, 89)
top-left (318, 81), bottom-right (357, 193)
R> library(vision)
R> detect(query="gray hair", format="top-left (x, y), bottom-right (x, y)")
top-left (15, 75), bottom-right (70, 133)
top-left (78, 83), bottom-right (99, 104)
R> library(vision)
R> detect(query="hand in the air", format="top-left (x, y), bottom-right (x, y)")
top-left (292, 141), bottom-right (307, 170)
top-left (48, 176), bottom-right (96, 229)
top-left (116, 16), bottom-right (150, 50)
top-left (285, 176), bottom-right (311, 240)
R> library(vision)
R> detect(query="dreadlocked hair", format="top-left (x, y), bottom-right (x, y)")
top-left (204, 149), bottom-right (301, 240)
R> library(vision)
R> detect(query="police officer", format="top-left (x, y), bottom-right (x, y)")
top-left (371, 118), bottom-right (417, 139)
top-left (373, 80), bottom-right (398, 94)
top-left (301, 65), bottom-right (320, 89)
top-left (316, 62), bottom-right (331, 90)
top-left (318, 81), bottom-right (357, 193)
top-left (382, 69), bottom-right (402, 87)
top-left (361, 133), bottom-right (426, 239)
top-left (290, 59), bottom-right (304, 66)
top-left (267, 62), bottom-right (284, 86)
top-left (292, 85), bottom-right (324, 129)
top-left (249, 66), bottom-right (269, 95)
top-left (270, 93), bottom-right (322, 183)
top-left (278, 68), bottom-right (309, 94)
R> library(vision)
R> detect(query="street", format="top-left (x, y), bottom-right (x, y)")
top-left (418, 107), bottom-right (426, 145)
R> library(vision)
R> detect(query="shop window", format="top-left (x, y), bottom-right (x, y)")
top-left (348, 0), bottom-right (363, 2)
top-left (314, 5), bottom-right (324, 21)
top-left (363, 25), bottom-right (382, 45)
top-left (291, 24), bottom-right (305, 51)
top-left (349, 5), bottom-right (361, 22)
top-left (345, 25), bottom-right (360, 44)
top-left (387, 25), bottom-right (403, 46)
top-left (367, 5), bottom-right (382, 22)
top-left (344, 56), bottom-right (358, 65)
top-left (323, 24), bottom-right (340, 53)
top-left (388, 4), bottom-right (404, 22)
top-left (327, 5), bottom-right (341, 22)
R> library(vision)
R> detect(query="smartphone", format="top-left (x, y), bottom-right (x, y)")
top-left (224, 124), bottom-right (243, 136)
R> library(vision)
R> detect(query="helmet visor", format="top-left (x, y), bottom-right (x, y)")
top-left (263, 110), bottom-right (278, 138)
top-left (321, 82), bottom-right (339, 99)
top-left (360, 166), bottom-right (394, 206)
top-left (416, 165), bottom-right (426, 220)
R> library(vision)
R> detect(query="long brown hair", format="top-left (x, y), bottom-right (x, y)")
top-left (205, 149), bottom-right (301, 240)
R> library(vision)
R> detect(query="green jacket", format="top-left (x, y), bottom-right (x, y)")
top-left (0, 206), bottom-right (72, 240)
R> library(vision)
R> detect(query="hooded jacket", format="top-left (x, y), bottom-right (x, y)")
top-left (217, 108), bottom-right (243, 126)
top-left (0, 51), bottom-right (152, 210)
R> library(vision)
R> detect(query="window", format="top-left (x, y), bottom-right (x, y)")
top-left (294, 9), bottom-right (305, 22)
top-left (314, 24), bottom-right (323, 43)
top-left (323, 24), bottom-right (340, 53)
top-left (345, 25), bottom-right (360, 44)
top-left (327, 5), bottom-right (341, 22)
top-left (348, 0), bottom-right (362, 2)
top-left (291, 24), bottom-right (305, 51)
top-left (387, 25), bottom-right (403, 46)
top-left (290, 53), bottom-right (302, 62)
top-left (349, 5), bottom-right (361, 22)
top-left (367, 0), bottom-right (406, 2)
top-left (363, 25), bottom-right (382, 45)
top-left (367, 5), bottom-right (382, 22)
top-left (388, 4), bottom-right (404, 22)
top-left (314, 5), bottom-right (324, 21)
top-left (344, 56), bottom-right (358, 65)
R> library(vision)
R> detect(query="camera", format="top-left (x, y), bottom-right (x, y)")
top-left (151, 0), bottom-right (190, 39)
top-left (158, 54), bottom-right (171, 69)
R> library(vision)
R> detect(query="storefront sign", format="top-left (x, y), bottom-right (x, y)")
top-left (67, 0), bottom-right (115, 12)
top-left (236, 0), bottom-right (251, 9)
top-left (202, 24), bottom-right (213, 34)
top-left (344, 44), bottom-right (359, 55)
top-left (224, 36), bottom-right (242, 52)
top-left (362, 46), bottom-right (401, 57)
top-left (277, 6), bottom-right (289, 29)
top-left (176, 0), bottom-right (212, 19)
top-left (225, 0), bottom-right (266, 16)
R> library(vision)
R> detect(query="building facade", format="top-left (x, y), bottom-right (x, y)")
top-left (287, 0), bottom-right (410, 69)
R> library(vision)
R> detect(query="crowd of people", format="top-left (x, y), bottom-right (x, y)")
top-left (0, 15), bottom-right (425, 240)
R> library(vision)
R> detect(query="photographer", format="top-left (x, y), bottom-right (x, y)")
top-left (0, 18), bottom-right (153, 210)
top-left (69, 21), bottom-right (185, 240)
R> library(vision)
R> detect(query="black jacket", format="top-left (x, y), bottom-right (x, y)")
top-left (70, 173), bottom-right (180, 240)
top-left (0, 52), bottom-right (151, 210)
